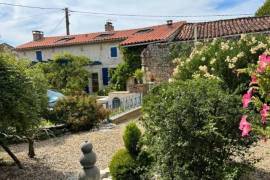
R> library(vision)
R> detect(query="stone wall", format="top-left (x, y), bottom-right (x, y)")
top-left (141, 43), bottom-right (175, 83)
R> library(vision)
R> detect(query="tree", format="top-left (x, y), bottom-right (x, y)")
top-left (0, 52), bottom-right (47, 168)
top-left (256, 0), bottom-right (270, 16)
top-left (40, 53), bottom-right (90, 95)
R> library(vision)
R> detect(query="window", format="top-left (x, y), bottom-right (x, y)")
top-left (102, 68), bottom-right (109, 85)
top-left (36, 51), bottom-right (42, 61)
top-left (135, 28), bottom-right (153, 34)
top-left (110, 47), bottom-right (117, 58)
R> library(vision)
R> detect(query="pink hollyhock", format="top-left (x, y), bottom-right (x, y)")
top-left (250, 74), bottom-right (257, 85)
top-left (242, 90), bottom-right (252, 108)
top-left (239, 115), bottom-right (252, 137)
top-left (257, 54), bottom-right (270, 73)
top-left (239, 115), bottom-right (247, 130)
top-left (260, 104), bottom-right (270, 124)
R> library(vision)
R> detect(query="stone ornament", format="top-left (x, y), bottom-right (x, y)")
top-left (78, 141), bottom-right (100, 180)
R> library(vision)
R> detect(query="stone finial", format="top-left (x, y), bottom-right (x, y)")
top-left (78, 141), bottom-right (100, 180)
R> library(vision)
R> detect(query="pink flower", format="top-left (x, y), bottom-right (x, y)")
top-left (256, 54), bottom-right (270, 73)
top-left (239, 115), bottom-right (252, 137)
top-left (250, 74), bottom-right (257, 85)
top-left (260, 104), bottom-right (270, 124)
top-left (242, 90), bottom-right (252, 108)
top-left (239, 115), bottom-right (247, 130)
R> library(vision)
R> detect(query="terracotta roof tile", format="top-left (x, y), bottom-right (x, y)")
top-left (177, 16), bottom-right (270, 41)
top-left (16, 21), bottom-right (185, 50)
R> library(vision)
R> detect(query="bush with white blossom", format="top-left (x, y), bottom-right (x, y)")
top-left (172, 35), bottom-right (270, 92)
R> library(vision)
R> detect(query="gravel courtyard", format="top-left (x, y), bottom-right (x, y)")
top-left (1, 121), bottom-right (270, 180)
top-left (0, 122), bottom-right (128, 180)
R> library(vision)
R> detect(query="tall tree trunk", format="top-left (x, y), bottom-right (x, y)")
top-left (27, 138), bottom-right (35, 158)
top-left (0, 141), bottom-right (23, 169)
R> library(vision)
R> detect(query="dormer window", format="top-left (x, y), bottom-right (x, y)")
top-left (135, 28), bottom-right (153, 34)
top-left (96, 33), bottom-right (114, 38)
top-left (55, 36), bottom-right (75, 43)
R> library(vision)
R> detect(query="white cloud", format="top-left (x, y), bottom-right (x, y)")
top-left (0, 0), bottom-right (264, 46)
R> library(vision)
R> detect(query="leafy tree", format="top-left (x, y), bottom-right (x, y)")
top-left (0, 52), bottom-right (47, 168)
top-left (40, 53), bottom-right (90, 95)
top-left (256, 0), bottom-right (270, 16)
top-left (142, 78), bottom-right (257, 179)
top-left (110, 46), bottom-right (144, 90)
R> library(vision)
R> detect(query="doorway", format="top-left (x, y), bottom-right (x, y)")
top-left (92, 73), bottom-right (99, 92)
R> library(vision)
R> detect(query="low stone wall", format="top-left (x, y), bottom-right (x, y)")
top-left (111, 107), bottom-right (142, 124)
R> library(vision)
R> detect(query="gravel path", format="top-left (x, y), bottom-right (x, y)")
top-left (0, 123), bottom-right (128, 180)
top-left (1, 122), bottom-right (270, 180)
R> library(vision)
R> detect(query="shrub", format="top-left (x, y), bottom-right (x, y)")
top-left (142, 78), bottom-right (257, 179)
top-left (173, 35), bottom-right (270, 93)
top-left (109, 149), bottom-right (139, 180)
top-left (123, 122), bottom-right (142, 156)
top-left (51, 94), bottom-right (109, 131)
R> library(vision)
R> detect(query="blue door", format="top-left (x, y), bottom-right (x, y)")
top-left (102, 68), bottom-right (109, 85)
top-left (36, 51), bottom-right (42, 61)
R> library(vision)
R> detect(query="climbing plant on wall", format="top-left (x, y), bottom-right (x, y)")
top-left (110, 46), bottom-right (145, 91)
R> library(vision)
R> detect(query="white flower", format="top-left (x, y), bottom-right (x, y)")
top-left (168, 78), bottom-right (174, 83)
top-left (231, 57), bottom-right (238, 63)
top-left (228, 63), bottom-right (235, 69)
top-left (199, 65), bottom-right (208, 73)
top-left (225, 56), bottom-right (231, 63)
top-left (240, 34), bottom-right (247, 40)
top-left (210, 58), bottom-right (216, 65)
top-left (192, 73), bottom-right (201, 79)
top-left (211, 67), bottom-right (215, 71)
top-left (237, 52), bottom-right (244, 58)
top-left (221, 42), bottom-right (229, 51)
top-left (201, 57), bottom-right (206, 61)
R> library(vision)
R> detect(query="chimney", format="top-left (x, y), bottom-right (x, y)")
top-left (167, 20), bottom-right (173, 26)
top-left (32, 30), bottom-right (44, 41)
top-left (105, 21), bottom-right (114, 31)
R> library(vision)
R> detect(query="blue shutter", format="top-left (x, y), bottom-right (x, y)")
top-left (36, 51), bottom-right (42, 61)
top-left (110, 47), bottom-right (117, 57)
top-left (102, 68), bottom-right (109, 85)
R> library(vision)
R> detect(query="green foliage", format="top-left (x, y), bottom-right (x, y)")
top-left (109, 149), bottom-right (139, 180)
top-left (110, 123), bottom-right (153, 179)
top-left (169, 42), bottom-right (193, 60)
top-left (134, 69), bottom-right (143, 84)
top-left (173, 35), bottom-right (270, 93)
top-left (50, 94), bottom-right (109, 131)
top-left (110, 47), bottom-right (144, 90)
top-left (123, 122), bottom-right (142, 156)
top-left (39, 53), bottom-right (89, 95)
top-left (256, 0), bottom-right (270, 16)
top-left (142, 78), bottom-right (257, 179)
top-left (0, 52), bottom-right (48, 140)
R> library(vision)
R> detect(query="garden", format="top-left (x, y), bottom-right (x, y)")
top-left (2, 34), bottom-right (270, 180)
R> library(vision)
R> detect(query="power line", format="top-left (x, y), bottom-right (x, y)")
top-left (0, 10), bottom-right (62, 23)
top-left (0, 2), bottom-right (254, 18)
top-left (48, 16), bottom-right (65, 34)
top-left (0, 2), bottom-right (62, 10)
top-left (70, 9), bottom-right (253, 18)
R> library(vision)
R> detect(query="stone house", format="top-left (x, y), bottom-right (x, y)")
top-left (16, 21), bottom-right (185, 93)
top-left (142, 16), bottom-right (270, 84)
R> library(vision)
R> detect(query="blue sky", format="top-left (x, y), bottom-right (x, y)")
top-left (0, 0), bottom-right (265, 46)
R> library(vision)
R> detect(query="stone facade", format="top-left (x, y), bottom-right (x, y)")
top-left (141, 43), bottom-right (175, 84)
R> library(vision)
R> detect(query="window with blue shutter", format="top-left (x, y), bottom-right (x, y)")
top-left (110, 47), bottom-right (117, 58)
top-left (36, 51), bottom-right (42, 61)
top-left (102, 68), bottom-right (109, 85)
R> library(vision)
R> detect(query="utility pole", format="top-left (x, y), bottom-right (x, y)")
top-left (64, 7), bottom-right (70, 35)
